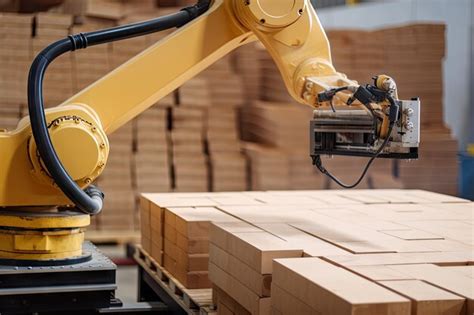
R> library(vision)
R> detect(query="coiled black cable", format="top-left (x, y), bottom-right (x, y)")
top-left (28, 1), bottom-right (211, 215)
top-left (314, 94), bottom-right (400, 189)
top-left (314, 122), bottom-right (394, 189)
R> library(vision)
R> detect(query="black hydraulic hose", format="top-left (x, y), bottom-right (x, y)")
top-left (314, 94), bottom-right (400, 189)
top-left (314, 122), bottom-right (394, 189)
top-left (28, 1), bottom-right (211, 215)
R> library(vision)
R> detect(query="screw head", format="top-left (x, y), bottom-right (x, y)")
top-left (404, 108), bottom-right (414, 117)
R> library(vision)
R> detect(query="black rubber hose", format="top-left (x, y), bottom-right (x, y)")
top-left (27, 1), bottom-right (211, 215)
top-left (314, 94), bottom-right (400, 189)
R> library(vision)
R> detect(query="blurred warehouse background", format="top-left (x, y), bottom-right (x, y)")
top-left (0, 0), bottom-right (472, 237)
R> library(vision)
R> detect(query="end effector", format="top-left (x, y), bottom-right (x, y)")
top-left (307, 75), bottom-right (420, 160)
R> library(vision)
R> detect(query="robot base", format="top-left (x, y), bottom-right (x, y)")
top-left (0, 242), bottom-right (117, 314)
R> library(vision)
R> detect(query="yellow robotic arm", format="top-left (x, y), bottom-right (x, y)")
top-left (0, 0), bottom-right (420, 261)
top-left (0, 0), bottom-right (343, 208)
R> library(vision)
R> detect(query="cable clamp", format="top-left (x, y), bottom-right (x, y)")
top-left (68, 33), bottom-right (88, 51)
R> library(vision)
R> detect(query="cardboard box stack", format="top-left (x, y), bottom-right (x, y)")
top-left (171, 106), bottom-right (208, 192)
top-left (241, 102), bottom-right (328, 190)
top-left (0, 103), bottom-right (22, 131)
top-left (71, 23), bottom-right (112, 92)
top-left (327, 24), bottom-right (457, 195)
top-left (33, 13), bottom-right (74, 108)
top-left (243, 143), bottom-right (291, 191)
top-left (109, 11), bottom-right (175, 69)
top-left (140, 189), bottom-right (473, 314)
top-left (200, 55), bottom-right (246, 106)
top-left (134, 97), bottom-right (173, 194)
top-left (173, 57), bottom-right (248, 192)
top-left (97, 120), bottom-right (136, 231)
top-left (110, 31), bottom-right (149, 69)
top-left (256, 48), bottom-right (292, 104)
top-left (60, 0), bottom-right (157, 22)
top-left (231, 42), bottom-right (266, 105)
top-left (200, 59), bottom-right (247, 193)
top-left (0, 13), bottom-right (31, 131)
top-left (206, 107), bottom-right (247, 192)
top-left (0, 13), bottom-right (32, 108)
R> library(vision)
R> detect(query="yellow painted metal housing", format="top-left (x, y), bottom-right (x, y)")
top-left (0, 211), bottom-right (89, 260)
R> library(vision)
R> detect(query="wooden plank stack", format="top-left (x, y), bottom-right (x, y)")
top-left (141, 189), bottom-right (473, 315)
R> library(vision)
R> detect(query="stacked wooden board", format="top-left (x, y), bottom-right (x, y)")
top-left (140, 189), bottom-right (473, 315)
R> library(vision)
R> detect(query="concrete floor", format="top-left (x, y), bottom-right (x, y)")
top-left (98, 245), bottom-right (139, 304)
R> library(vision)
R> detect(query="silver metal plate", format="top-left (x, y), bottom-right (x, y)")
top-left (400, 99), bottom-right (421, 147)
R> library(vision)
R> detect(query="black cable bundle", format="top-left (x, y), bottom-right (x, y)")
top-left (28, 1), bottom-right (211, 215)
top-left (314, 93), bottom-right (399, 189)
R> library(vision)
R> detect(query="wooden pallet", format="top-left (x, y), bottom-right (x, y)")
top-left (85, 230), bottom-right (141, 245)
top-left (134, 245), bottom-right (215, 315)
